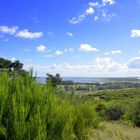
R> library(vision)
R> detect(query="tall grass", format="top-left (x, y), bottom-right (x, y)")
top-left (91, 122), bottom-right (140, 140)
top-left (0, 72), bottom-right (99, 140)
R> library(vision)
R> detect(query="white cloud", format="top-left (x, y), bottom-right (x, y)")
top-left (104, 50), bottom-right (122, 55)
top-left (23, 58), bottom-right (128, 77)
top-left (55, 50), bottom-right (63, 56)
top-left (16, 29), bottom-right (43, 39)
top-left (69, 7), bottom-right (95, 24)
top-left (79, 44), bottom-right (98, 52)
top-left (111, 50), bottom-right (122, 54)
top-left (70, 0), bottom-right (116, 24)
top-left (127, 57), bottom-right (140, 69)
top-left (69, 14), bottom-right (85, 24)
top-left (67, 32), bottom-right (73, 37)
top-left (131, 30), bottom-right (140, 38)
top-left (64, 48), bottom-right (74, 52)
top-left (102, 0), bottom-right (116, 6)
top-left (94, 16), bottom-right (99, 21)
top-left (24, 57), bottom-right (140, 77)
top-left (102, 11), bottom-right (115, 21)
top-left (89, 2), bottom-right (100, 7)
top-left (36, 45), bottom-right (46, 52)
top-left (0, 26), bottom-right (18, 35)
top-left (86, 7), bottom-right (94, 15)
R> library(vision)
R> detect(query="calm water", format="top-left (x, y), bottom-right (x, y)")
top-left (36, 77), bottom-right (107, 84)
top-left (36, 77), bottom-right (139, 84)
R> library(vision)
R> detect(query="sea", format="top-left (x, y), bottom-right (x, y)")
top-left (36, 77), bottom-right (108, 84)
top-left (36, 77), bottom-right (139, 84)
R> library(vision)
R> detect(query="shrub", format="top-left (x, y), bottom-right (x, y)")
top-left (105, 105), bottom-right (124, 120)
top-left (96, 103), bottom-right (107, 112)
top-left (0, 72), bottom-right (100, 140)
top-left (127, 101), bottom-right (140, 127)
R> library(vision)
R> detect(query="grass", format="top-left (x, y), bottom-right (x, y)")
top-left (91, 122), bottom-right (140, 140)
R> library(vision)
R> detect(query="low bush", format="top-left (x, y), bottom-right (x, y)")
top-left (105, 105), bottom-right (124, 120)
top-left (127, 101), bottom-right (140, 127)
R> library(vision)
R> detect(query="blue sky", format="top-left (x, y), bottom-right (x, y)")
top-left (1, 0), bottom-right (140, 77)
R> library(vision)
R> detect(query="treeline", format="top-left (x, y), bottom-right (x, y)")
top-left (97, 82), bottom-right (140, 90)
top-left (0, 57), bottom-right (28, 75)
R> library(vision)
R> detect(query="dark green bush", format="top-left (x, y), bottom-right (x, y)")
top-left (105, 105), bottom-right (124, 120)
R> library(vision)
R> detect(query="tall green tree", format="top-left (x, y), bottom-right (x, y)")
top-left (46, 73), bottom-right (62, 88)
top-left (0, 57), bottom-right (28, 76)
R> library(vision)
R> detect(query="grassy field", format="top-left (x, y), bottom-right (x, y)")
top-left (91, 122), bottom-right (140, 140)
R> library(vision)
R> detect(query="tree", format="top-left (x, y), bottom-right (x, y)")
top-left (46, 73), bottom-right (62, 88)
top-left (12, 60), bottom-right (23, 72)
top-left (0, 57), bottom-right (27, 75)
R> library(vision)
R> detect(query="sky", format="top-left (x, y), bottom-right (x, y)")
top-left (1, 0), bottom-right (140, 77)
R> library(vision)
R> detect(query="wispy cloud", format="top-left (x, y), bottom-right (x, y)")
top-left (67, 32), bottom-right (74, 37)
top-left (104, 50), bottom-right (122, 55)
top-left (0, 26), bottom-right (18, 35)
top-left (64, 48), bottom-right (74, 52)
top-left (16, 29), bottom-right (43, 39)
top-left (102, 0), bottom-right (116, 6)
top-left (69, 7), bottom-right (94, 24)
top-left (69, 0), bottom-right (116, 24)
top-left (69, 14), bottom-right (86, 24)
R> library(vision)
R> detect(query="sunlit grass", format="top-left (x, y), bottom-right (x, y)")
top-left (91, 122), bottom-right (140, 140)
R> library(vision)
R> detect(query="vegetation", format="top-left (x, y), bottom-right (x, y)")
top-left (0, 57), bottom-right (140, 140)
top-left (0, 57), bottom-right (28, 76)
top-left (0, 72), bottom-right (99, 140)
top-left (46, 73), bottom-right (62, 88)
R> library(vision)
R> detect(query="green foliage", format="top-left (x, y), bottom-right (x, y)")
top-left (46, 73), bottom-right (62, 88)
top-left (105, 105), bottom-right (124, 121)
top-left (126, 101), bottom-right (140, 127)
top-left (0, 72), bottom-right (99, 140)
top-left (0, 57), bottom-right (23, 72)
top-left (96, 103), bottom-right (107, 112)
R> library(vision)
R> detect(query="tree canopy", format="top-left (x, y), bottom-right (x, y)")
top-left (0, 57), bottom-right (27, 75)
top-left (46, 73), bottom-right (62, 88)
